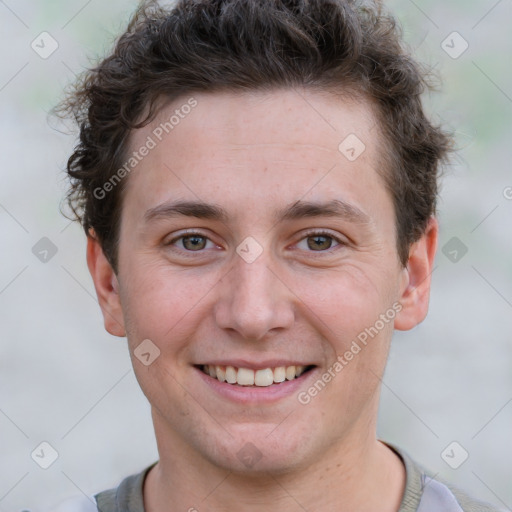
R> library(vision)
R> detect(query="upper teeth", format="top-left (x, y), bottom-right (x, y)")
top-left (203, 365), bottom-right (307, 386)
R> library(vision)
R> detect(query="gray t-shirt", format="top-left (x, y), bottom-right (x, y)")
top-left (83, 442), bottom-right (503, 511)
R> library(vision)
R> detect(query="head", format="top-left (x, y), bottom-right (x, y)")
top-left (61, 0), bottom-right (451, 473)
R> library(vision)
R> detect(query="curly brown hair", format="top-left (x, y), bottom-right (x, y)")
top-left (58, 0), bottom-right (452, 272)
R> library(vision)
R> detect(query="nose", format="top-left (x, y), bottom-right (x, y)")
top-left (213, 252), bottom-right (295, 341)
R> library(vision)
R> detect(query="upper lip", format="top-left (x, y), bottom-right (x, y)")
top-left (195, 359), bottom-right (316, 370)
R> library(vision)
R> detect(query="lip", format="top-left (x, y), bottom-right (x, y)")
top-left (194, 364), bottom-right (318, 404)
top-left (195, 360), bottom-right (314, 370)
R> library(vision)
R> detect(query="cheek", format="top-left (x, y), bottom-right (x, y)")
top-left (289, 263), bottom-right (394, 340)
top-left (119, 260), bottom-right (222, 348)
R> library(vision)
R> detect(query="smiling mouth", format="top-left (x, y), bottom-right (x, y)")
top-left (197, 364), bottom-right (316, 386)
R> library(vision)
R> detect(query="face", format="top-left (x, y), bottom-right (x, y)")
top-left (89, 88), bottom-right (437, 474)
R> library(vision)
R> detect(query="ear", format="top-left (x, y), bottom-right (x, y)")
top-left (86, 230), bottom-right (126, 337)
top-left (394, 216), bottom-right (438, 331)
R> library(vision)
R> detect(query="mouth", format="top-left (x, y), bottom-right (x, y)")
top-left (196, 364), bottom-right (316, 387)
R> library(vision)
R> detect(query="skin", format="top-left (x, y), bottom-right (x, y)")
top-left (87, 88), bottom-right (438, 512)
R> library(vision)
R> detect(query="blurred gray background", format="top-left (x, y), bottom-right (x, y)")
top-left (0, 0), bottom-right (511, 510)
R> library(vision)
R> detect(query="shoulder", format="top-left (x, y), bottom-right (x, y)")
top-left (434, 478), bottom-right (507, 512)
top-left (382, 441), bottom-right (506, 512)
top-left (95, 462), bottom-right (157, 511)
top-left (45, 495), bottom-right (98, 512)
top-left (46, 462), bottom-right (157, 512)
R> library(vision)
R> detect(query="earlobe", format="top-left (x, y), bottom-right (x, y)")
top-left (86, 230), bottom-right (126, 337)
top-left (394, 217), bottom-right (438, 331)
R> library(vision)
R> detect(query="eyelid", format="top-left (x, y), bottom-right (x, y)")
top-left (164, 229), bottom-right (219, 250)
top-left (293, 228), bottom-right (348, 253)
top-left (165, 228), bottom-right (211, 242)
top-left (164, 228), bottom-right (347, 254)
top-left (300, 228), bottom-right (346, 242)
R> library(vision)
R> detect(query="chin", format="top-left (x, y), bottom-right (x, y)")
top-left (199, 424), bottom-right (318, 475)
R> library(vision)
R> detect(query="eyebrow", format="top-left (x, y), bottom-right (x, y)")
top-left (143, 199), bottom-right (371, 225)
top-left (144, 200), bottom-right (229, 223)
top-left (276, 199), bottom-right (371, 225)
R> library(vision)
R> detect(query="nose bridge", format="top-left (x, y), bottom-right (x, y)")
top-left (214, 249), bottom-right (294, 340)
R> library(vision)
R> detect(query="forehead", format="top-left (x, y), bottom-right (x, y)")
top-left (123, 88), bottom-right (390, 224)
top-left (137, 88), bottom-right (380, 156)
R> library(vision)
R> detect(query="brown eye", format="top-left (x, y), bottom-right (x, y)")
top-left (181, 235), bottom-right (207, 251)
top-left (295, 230), bottom-right (345, 254)
top-left (306, 234), bottom-right (334, 251)
top-left (164, 230), bottom-right (220, 257)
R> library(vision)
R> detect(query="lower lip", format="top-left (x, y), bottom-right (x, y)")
top-left (194, 366), bottom-right (317, 404)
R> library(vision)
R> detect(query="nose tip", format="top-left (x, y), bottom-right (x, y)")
top-left (213, 258), bottom-right (294, 341)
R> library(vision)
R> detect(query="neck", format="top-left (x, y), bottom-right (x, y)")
top-left (144, 415), bottom-right (406, 512)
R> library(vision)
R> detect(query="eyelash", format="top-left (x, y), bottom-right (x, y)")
top-left (165, 229), bottom-right (347, 256)
top-left (297, 229), bottom-right (346, 253)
